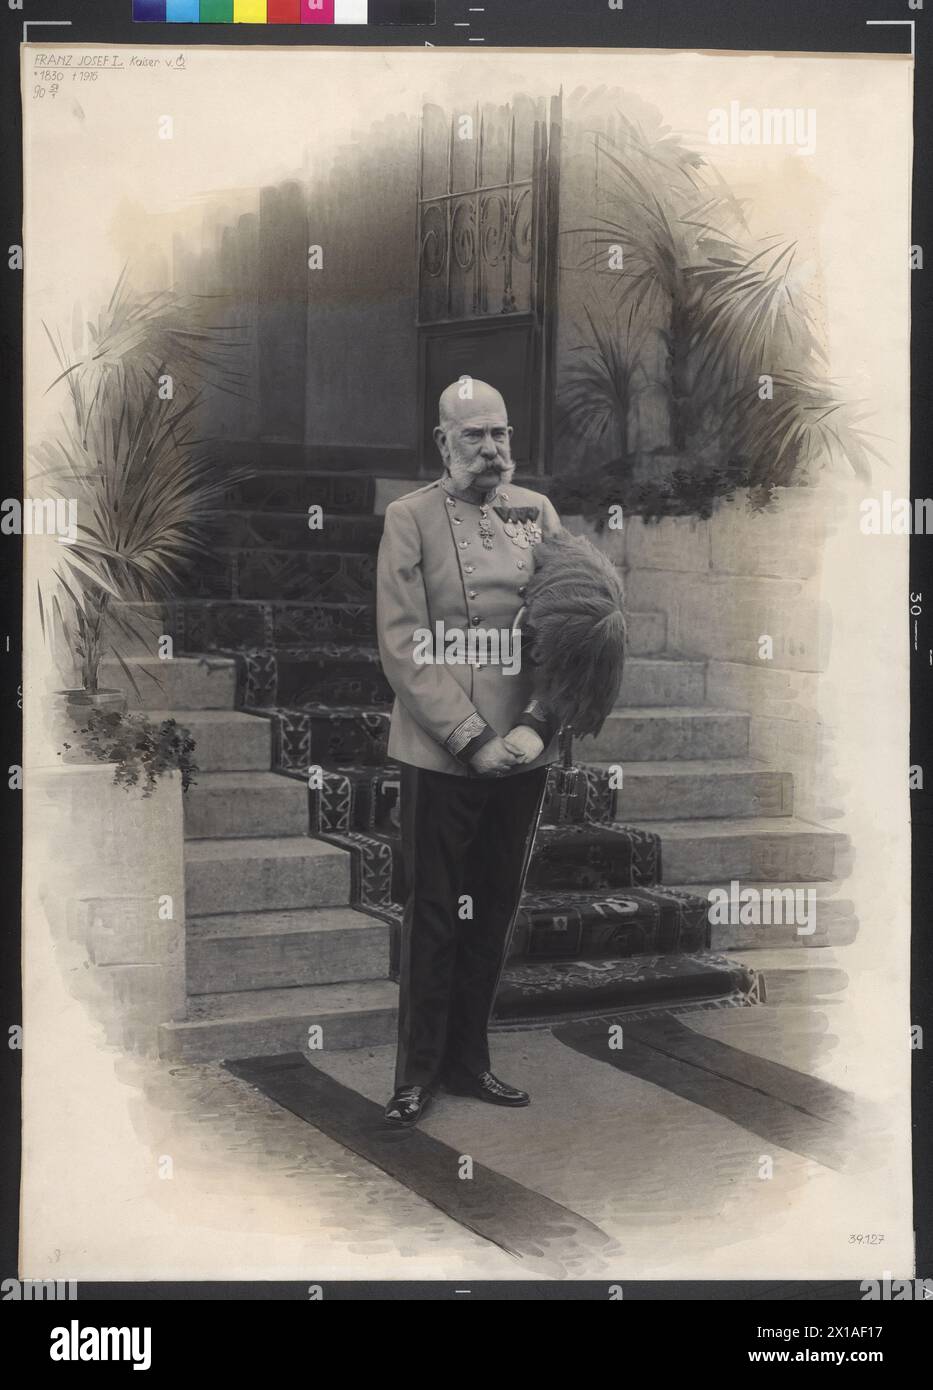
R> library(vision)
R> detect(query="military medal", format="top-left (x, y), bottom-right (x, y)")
top-left (444, 486), bottom-right (544, 552)
top-left (495, 502), bottom-right (542, 549)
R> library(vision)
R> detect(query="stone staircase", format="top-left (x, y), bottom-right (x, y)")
top-left (101, 661), bottom-right (393, 1063)
top-left (101, 462), bottom-right (853, 1063)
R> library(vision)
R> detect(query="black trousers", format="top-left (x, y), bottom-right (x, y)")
top-left (393, 761), bottom-right (549, 1090)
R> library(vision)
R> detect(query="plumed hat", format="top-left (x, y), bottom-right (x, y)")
top-left (521, 526), bottom-right (626, 738)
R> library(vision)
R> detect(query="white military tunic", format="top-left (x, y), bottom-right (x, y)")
top-left (376, 478), bottom-right (561, 776)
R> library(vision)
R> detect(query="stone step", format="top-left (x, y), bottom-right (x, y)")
top-left (170, 599), bottom-right (667, 659)
top-left (230, 644), bottom-right (687, 713)
top-left (175, 598), bottom-right (378, 650)
top-left (219, 469), bottom-right (376, 515)
top-left (111, 592), bottom-right (664, 661)
top-left (575, 708), bottom-right (748, 763)
top-left (185, 836), bottom-right (350, 916)
top-left (176, 551), bottom-right (681, 665)
top-left (229, 547), bottom-right (375, 603)
top-left (241, 642), bottom-right (392, 708)
top-left (678, 881), bottom-right (858, 951)
top-left (495, 952), bottom-right (760, 1021)
top-left (651, 817), bottom-right (847, 885)
top-left (158, 979), bottom-right (399, 1062)
top-left (616, 658), bottom-right (705, 707)
top-left (216, 439), bottom-right (419, 476)
top-left (186, 907), bottom-right (391, 994)
top-left (186, 549), bottom-right (376, 603)
top-left (209, 440), bottom-right (549, 485)
top-left (708, 948), bottom-right (848, 1008)
top-left (213, 511), bottom-right (384, 553)
top-left (148, 709), bottom-right (271, 772)
top-left (603, 758), bottom-right (793, 820)
top-left (184, 772), bottom-right (309, 840)
top-left (263, 703), bottom-right (752, 777)
top-left (99, 656), bottom-right (237, 710)
top-left (262, 705), bottom-right (392, 772)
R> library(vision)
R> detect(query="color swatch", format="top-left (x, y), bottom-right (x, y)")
top-left (301, 0), bottom-right (335, 23)
top-left (234, 0), bottom-right (266, 21)
top-left (268, 0), bottom-right (302, 19)
top-left (134, 0), bottom-right (434, 20)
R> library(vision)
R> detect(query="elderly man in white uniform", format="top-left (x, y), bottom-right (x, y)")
top-left (376, 379), bottom-right (561, 1125)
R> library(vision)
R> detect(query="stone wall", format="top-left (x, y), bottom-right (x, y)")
top-left (568, 483), bottom-right (847, 825)
top-left (29, 767), bottom-right (187, 1056)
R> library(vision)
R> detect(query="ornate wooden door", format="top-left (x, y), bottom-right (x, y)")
top-left (416, 94), bottom-right (561, 474)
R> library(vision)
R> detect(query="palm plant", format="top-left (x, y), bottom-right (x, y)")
top-left (586, 151), bottom-right (696, 449)
top-left (43, 267), bottom-right (248, 430)
top-left (573, 117), bottom-right (753, 450)
top-left (556, 302), bottom-right (646, 467)
top-left (34, 274), bottom-right (249, 701)
top-left (719, 371), bottom-right (884, 487)
top-left (561, 111), bottom-right (882, 502)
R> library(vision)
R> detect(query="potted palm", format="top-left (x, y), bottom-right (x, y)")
top-left (30, 272), bottom-right (252, 1053)
top-left (557, 113), bottom-right (884, 520)
top-left (33, 272), bottom-right (248, 758)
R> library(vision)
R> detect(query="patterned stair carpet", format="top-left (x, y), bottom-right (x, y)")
top-left (175, 466), bottom-right (760, 1021)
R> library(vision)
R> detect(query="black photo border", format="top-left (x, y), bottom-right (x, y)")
top-left (1, 0), bottom-right (929, 1334)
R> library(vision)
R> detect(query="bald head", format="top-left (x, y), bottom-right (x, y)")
top-left (434, 378), bottom-right (515, 498)
top-left (438, 379), bottom-right (508, 431)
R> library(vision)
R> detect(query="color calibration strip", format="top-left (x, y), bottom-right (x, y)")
top-left (133, 1), bottom-right (435, 22)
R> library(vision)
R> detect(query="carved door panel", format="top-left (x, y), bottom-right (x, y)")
top-left (417, 94), bottom-right (561, 474)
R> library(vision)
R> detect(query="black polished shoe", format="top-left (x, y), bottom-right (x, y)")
top-left (384, 1084), bottom-right (432, 1125)
top-left (442, 1070), bottom-right (530, 1107)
